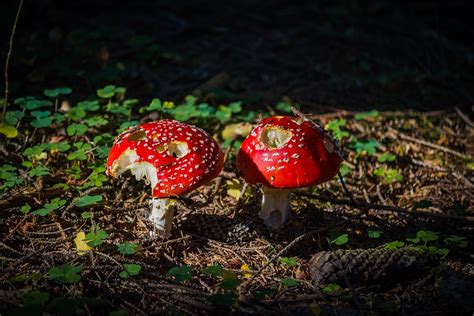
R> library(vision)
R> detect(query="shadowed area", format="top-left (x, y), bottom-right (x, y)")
top-left (1, 0), bottom-right (473, 111)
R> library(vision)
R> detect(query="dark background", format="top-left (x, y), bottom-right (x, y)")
top-left (1, 0), bottom-right (473, 112)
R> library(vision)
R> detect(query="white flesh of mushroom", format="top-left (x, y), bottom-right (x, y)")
top-left (111, 150), bottom-right (173, 236)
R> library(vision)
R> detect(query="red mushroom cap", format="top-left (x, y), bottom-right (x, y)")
top-left (106, 120), bottom-right (224, 198)
top-left (237, 116), bottom-right (342, 189)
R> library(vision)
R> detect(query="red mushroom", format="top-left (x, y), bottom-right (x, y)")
top-left (237, 115), bottom-right (342, 229)
top-left (106, 120), bottom-right (224, 236)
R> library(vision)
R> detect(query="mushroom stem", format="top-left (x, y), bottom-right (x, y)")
top-left (260, 187), bottom-right (291, 229)
top-left (149, 198), bottom-right (176, 236)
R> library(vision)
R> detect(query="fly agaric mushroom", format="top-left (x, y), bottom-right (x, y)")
top-left (106, 120), bottom-right (224, 236)
top-left (237, 115), bottom-right (342, 229)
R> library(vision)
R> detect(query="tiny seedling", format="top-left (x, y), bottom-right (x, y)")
top-left (280, 257), bottom-right (298, 267)
top-left (166, 265), bottom-right (192, 282)
top-left (280, 277), bottom-right (299, 288)
top-left (74, 195), bottom-right (103, 207)
top-left (48, 264), bottom-right (83, 284)
top-left (119, 264), bottom-right (141, 279)
top-left (85, 226), bottom-right (108, 247)
top-left (33, 198), bottom-right (66, 216)
top-left (118, 241), bottom-right (141, 255)
top-left (322, 283), bottom-right (341, 293)
top-left (330, 233), bottom-right (349, 246)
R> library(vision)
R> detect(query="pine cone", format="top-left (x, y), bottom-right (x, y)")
top-left (176, 213), bottom-right (259, 243)
top-left (309, 246), bottom-right (437, 287)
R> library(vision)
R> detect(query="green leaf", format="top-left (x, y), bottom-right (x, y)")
top-left (77, 100), bottom-right (100, 112)
top-left (52, 113), bottom-right (65, 125)
top-left (44, 87), bottom-right (72, 97)
top-left (67, 123), bottom-right (88, 136)
top-left (50, 141), bottom-right (71, 152)
top-left (215, 105), bottom-right (232, 123)
top-left (374, 167), bottom-right (385, 177)
top-left (252, 288), bottom-right (274, 301)
top-left (75, 195), bottom-right (102, 207)
top-left (16, 97), bottom-right (51, 110)
top-left (281, 277), bottom-right (298, 288)
top-left (325, 118), bottom-right (349, 141)
top-left (33, 198), bottom-right (66, 216)
top-left (31, 116), bottom-right (53, 128)
top-left (367, 230), bottom-right (382, 238)
top-left (122, 263), bottom-right (141, 276)
top-left (322, 283), bottom-right (341, 293)
top-left (81, 211), bottom-right (92, 219)
top-left (31, 110), bottom-right (51, 118)
top-left (5, 110), bottom-right (24, 125)
top-left (330, 233), bottom-right (349, 246)
top-left (28, 166), bottom-right (50, 177)
top-left (0, 164), bottom-right (16, 179)
top-left (219, 271), bottom-right (242, 290)
top-left (276, 101), bottom-right (293, 113)
top-left (201, 264), bottom-right (226, 276)
top-left (48, 264), bottom-right (83, 284)
top-left (172, 103), bottom-right (196, 121)
top-left (0, 123), bottom-right (18, 138)
top-left (84, 116), bottom-right (109, 127)
top-left (67, 106), bottom-right (87, 121)
top-left (354, 140), bottom-right (379, 155)
top-left (118, 241), bottom-right (141, 255)
top-left (85, 228), bottom-right (108, 247)
top-left (209, 292), bottom-right (237, 306)
top-left (378, 152), bottom-right (396, 162)
top-left (416, 230), bottom-right (439, 242)
top-left (166, 266), bottom-right (192, 282)
top-left (228, 101), bottom-right (242, 113)
top-left (97, 85), bottom-right (117, 98)
top-left (339, 163), bottom-right (350, 177)
top-left (117, 120), bottom-right (139, 133)
top-left (21, 203), bottom-right (32, 214)
top-left (139, 98), bottom-right (161, 113)
top-left (325, 118), bottom-right (346, 131)
top-left (384, 168), bottom-right (403, 183)
top-left (280, 257), bottom-right (298, 267)
top-left (22, 290), bottom-right (50, 305)
top-left (444, 235), bottom-right (468, 248)
top-left (354, 110), bottom-right (379, 120)
top-left (119, 271), bottom-right (130, 279)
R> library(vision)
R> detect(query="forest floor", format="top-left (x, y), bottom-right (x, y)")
top-left (0, 1), bottom-right (473, 315)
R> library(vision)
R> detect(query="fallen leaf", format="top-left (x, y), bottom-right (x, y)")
top-left (240, 263), bottom-right (252, 278)
top-left (222, 122), bottom-right (253, 140)
top-left (74, 231), bottom-right (92, 256)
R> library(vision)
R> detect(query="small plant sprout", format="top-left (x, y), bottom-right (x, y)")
top-left (106, 120), bottom-right (224, 236)
top-left (237, 116), bottom-right (342, 229)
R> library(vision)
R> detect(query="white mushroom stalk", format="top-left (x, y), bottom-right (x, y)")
top-left (260, 187), bottom-right (291, 230)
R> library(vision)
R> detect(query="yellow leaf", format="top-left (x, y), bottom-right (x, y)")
top-left (309, 303), bottom-right (321, 316)
top-left (240, 263), bottom-right (252, 278)
top-left (222, 122), bottom-right (253, 140)
top-left (74, 231), bottom-right (92, 256)
top-left (226, 179), bottom-right (252, 200)
top-left (0, 123), bottom-right (18, 138)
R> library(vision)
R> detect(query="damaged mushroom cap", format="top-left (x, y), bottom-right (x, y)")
top-left (106, 120), bottom-right (224, 197)
top-left (237, 116), bottom-right (343, 189)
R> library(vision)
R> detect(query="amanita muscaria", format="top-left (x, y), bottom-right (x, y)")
top-left (106, 120), bottom-right (224, 236)
top-left (237, 115), bottom-right (342, 229)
